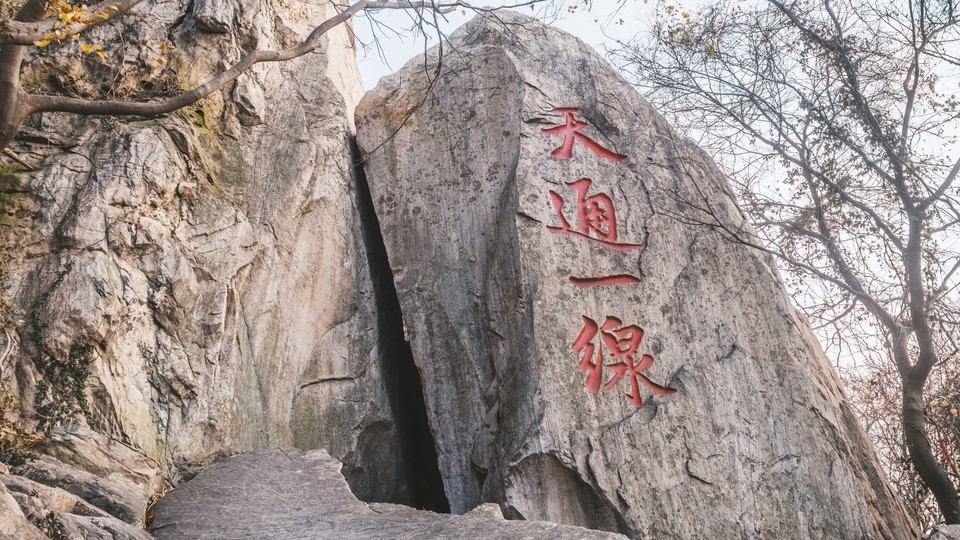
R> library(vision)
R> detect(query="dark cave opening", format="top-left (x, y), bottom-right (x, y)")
top-left (350, 137), bottom-right (450, 514)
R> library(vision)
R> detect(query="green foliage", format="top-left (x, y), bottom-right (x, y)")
top-left (34, 343), bottom-right (91, 431)
top-left (27, 262), bottom-right (92, 432)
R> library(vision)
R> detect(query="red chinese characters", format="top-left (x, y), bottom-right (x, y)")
top-left (542, 107), bottom-right (627, 162)
top-left (541, 105), bottom-right (678, 408)
top-left (572, 316), bottom-right (677, 407)
top-left (548, 177), bottom-right (643, 287)
top-left (548, 177), bottom-right (643, 252)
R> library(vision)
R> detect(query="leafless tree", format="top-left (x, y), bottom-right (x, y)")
top-left (611, 0), bottom-right (960, 526)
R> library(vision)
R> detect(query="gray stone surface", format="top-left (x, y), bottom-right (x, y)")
top-left (4, 0), bottom-right (402, 503)
top-left (151, 447), bottom-right (624, 540)
top-left (929, 525), bottom-right (960, 540)
top-left (1, 471), bottom-right (152, 540)
top-left (41, 424), bottom-right (164, 493)
top-left (2, 473), bottom-right (113, 519)
top-left (6, 424), bottom-right (164, 526)
top-left (55, 513), bottom-right (152, 540)
top-left (0, 427), bottom-right (160, 535)
top-left (0, 480), bottom-right (47, 540)
top-left (356, 11), bottom-right (917, 539)
top-left (15, 454), bottom-right (148, 525)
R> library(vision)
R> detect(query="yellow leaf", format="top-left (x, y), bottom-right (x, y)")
top-left (33, 39), bottom-right (51, 47)
top-left (72, 33), bottom-right (79, 40)
top-left (942, 399), bottom-right (950, 406)
top-left (96, 12), bottom-right (109, 19)
top-left (96, 51), bottom-right (106, 59)
top-left (156, 57), bottom-right (166, 65)
top-left (81, 42), bottom-right (91, 53)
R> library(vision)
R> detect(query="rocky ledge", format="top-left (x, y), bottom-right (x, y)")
top-left (150, 447), bottom-right (624, 540)
top-left (0, 424), bottom-right (161, 539)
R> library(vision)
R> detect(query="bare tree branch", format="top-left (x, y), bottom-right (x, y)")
top-left (0, 0), bottom-right (490, 153)
top-left (0, 0), bottom-right (145, 46)
top-left (923, 154), bottom-right (960, 211)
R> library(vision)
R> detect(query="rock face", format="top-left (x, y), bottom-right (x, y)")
top-left (151, 446), bottom-right (624, 539)
top-left (2, 0), bottom-right (407, 505)
top-left (356, 12), bottom-right (917, 538)
top-left (0, 479), bottom-right (47, 540)
top-left (929, 525), bottom-right (960, 540)
top-left (1, 425), bottom-right (154, 539)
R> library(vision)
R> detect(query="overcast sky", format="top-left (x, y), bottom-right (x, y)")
top-left (352, 1), bottom-right (657, 89)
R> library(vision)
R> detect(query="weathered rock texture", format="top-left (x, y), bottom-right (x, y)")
top-left (356, 12), bottom-right (917, 538)
top-left (2, 0), bottom-right (407, 507)
top-left (0, 425), bottom-right (154, 539)
top-left (929, 525), bottom-right (960, 540)
top-left (151, 446), bottom-right (624, 539)
top-left (0, 477), bottom-right (48, 540)
top-left (9, 424), bottom-right (163, 527)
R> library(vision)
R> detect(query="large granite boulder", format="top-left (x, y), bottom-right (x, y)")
top-left (151, 447), bottom-right (624, 539)
top-left (356, 11), bottom-right (917, 538)
top-left (2, 0), bottom-right (405, 504)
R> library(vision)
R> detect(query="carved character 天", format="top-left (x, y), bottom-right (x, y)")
top-left (541, 107), bottom-right (627, 162)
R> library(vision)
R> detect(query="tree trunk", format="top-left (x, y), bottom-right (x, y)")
top-left (0, 80), bottom-right (30, 152)
top-left (903, 376), bottom-right (960, 523)
top-left (0, 0), bottom-right (47, 152)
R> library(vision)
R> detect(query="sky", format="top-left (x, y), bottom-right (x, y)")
top-left (352, 1), bottom-right (656, 89)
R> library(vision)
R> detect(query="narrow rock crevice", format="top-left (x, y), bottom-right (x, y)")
top-left (349, 137), bottom-right (450, 513)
